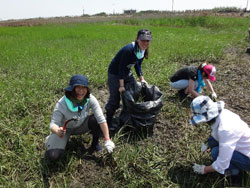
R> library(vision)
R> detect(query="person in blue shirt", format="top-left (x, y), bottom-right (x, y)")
top-left (105, 29), bottom-right (152, 129)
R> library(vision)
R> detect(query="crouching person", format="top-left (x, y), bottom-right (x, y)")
top-left (190, 96), bottom-right (250, 177)
top-left (170, 62), bottom-right (217, 100)
top-left (45, 74), bottom-right (115, 161)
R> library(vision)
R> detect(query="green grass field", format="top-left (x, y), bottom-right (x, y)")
top-left (0, 15), bottom-right (250, 187)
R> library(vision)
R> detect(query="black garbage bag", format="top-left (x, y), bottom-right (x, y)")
top-left (117, 81), bottom-right (163, 136)
top-left (246, 47), bottom-right (250, 54)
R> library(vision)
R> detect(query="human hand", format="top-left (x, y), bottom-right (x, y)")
top-left (211, 92), bottom-right (217, 99)
top-left (119, 86), bottom-right (125, 94)
top-left (201, 143), bottom-right (208, 152)
top-left (57, 127), bottom-right (66, 138)
top-left (192, 163), bottom-right (206, 174)
top-left (104, 139), bottom-right (115, 153)
top-left (141, 79), bottom-right (148, 86)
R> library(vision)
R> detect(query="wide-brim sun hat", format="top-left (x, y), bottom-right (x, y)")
top-left (203, 64), bottom-right (216, 82)
top-left (190, 95), bottom-right (225, 125)
top-left (64, 74), bottom-right (89, 92)
top-left (137, 29), bottom-right (152, 41)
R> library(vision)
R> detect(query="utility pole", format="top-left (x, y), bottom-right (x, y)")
top-left (112, 3), bottom-right (115, 14)
top-left (172, 0), bottom-right (174, 12)
top-left (82, 5), bottom-right (85, 16)
top-left (246, 0), bottom-right (249, 11)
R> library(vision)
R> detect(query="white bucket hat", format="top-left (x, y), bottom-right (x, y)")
top-left (190, 96), bottom-right (225, 125)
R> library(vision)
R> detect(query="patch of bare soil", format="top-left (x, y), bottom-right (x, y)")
top-left (152, 46), bottom-right (250, 154)
top-left (216, 47), bottom-right (250, 124)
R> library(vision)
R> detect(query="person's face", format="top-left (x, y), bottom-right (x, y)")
top-left (74, 85), bottom-right (88, 101)
top-left (137, 39), bottom-right (150, 50)
top-left (202, 72), bottom-right (208, 79)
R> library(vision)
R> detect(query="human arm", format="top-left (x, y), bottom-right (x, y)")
top-left (194, 137), bottom-right (239, 175)
top-left (134, 58), bottom-right (143, 79)
top-left (100, 122), bottom-right (115, 153)
top-left (99, 122), bottom-right (110, 141)
top-left (139, 76), bottom-right (147, 85)
top-left (117, 44), bottom-right (135, 80)
top-left (204, 79), bottom-right (217, 98)
top-left (90, 95), bottom-right (115, 152)
top-left (204, 165), bottom-right (216, 173)
top-left (49, 99), bottom-right (67, 137)
top-left (211, 132), bottom-right (239, 174)
top-left (192, 164), bottom-right (216, 174)
top-left (119, 79), bottom-right (125, 93)
top-left (187, 79), bottom-right (199, 97)
top-left (51, 124), bottom-right (66, 137)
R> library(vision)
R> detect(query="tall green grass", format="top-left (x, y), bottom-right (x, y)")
top-left (0, 15), bottom-right (249, 187)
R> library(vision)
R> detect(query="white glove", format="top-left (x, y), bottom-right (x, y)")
top-left (104, 139), bottom-right (115, 153)
top-left (192, 163), bottom-right (206, 174)
top-left (201, 143), bottom-right (208, 152)
top-left (211, 92), bottom-right (217, 99)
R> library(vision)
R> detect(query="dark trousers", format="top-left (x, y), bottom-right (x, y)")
top-left (105, 73), bottom-right (136, 120)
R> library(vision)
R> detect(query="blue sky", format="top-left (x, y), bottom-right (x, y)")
top-left (0, 0), bottom-right (249, 21)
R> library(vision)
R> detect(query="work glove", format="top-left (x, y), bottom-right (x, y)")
top-left (104, 139), bottom-right (115, 153)
top-left (211, 92), bottom-right (217, 99)
top-left (201, 142), bottom-right (208, 152)
top-left (192, 163), bottom-right (206, 174)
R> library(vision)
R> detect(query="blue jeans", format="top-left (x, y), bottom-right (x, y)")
top-left (208, 136), bottom-right (250, 175)
top-left (170, 80), bottom-right (198, 90)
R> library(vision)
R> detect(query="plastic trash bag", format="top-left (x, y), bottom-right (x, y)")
top-left (114, 81), bottom-right (163, 136)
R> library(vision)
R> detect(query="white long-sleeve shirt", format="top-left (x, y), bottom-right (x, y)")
top-left (50, 94), bottom-right (106, 130)
top-left (211, 109), bottom-right (250, 174)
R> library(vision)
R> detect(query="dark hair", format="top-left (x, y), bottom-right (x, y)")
top-left (207, 117), bottom-right (216, 125)
top-left (135, 40), bottom-right (149, 59)
top-left (198, 62), bottom-right (208, 76)
top-left (65, 87), bottom-right (90, 100)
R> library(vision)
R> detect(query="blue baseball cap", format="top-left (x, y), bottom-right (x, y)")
top-left (64, 74), bottom-right (89, 92)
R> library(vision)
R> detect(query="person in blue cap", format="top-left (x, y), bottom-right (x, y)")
top-left (45, 74), bottom-right (115, 161)
top-left (105, 29), bottom-right (152, 129)
top-left (190, 96), bottom-right (250, 179)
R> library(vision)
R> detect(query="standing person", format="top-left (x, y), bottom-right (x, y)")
top-left (45, 74), bottom-right (115, 161)
top-left (105, 29), bottom-right (152, 128)
top-left (170, 62), bottom-right (217, 100)
top-left (190, 96), bottom-right (250, 178)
